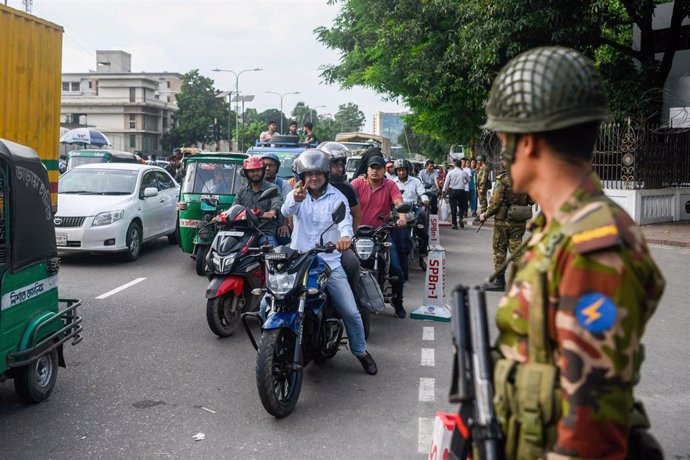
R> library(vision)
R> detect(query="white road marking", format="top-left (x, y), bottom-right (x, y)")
top-left (421, 348), bottom-right (435, 367)
top-left (419, 377), bottom-right (435, 402)
top-left (423, 326), bottom-right (435, 341)
top-left (418, 417), bottom-right (435, 454)
top-left (95, 277), bottom-right (147, 300)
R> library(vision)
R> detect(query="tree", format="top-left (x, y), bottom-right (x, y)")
top-left (397, 121), bottom-right (447, 164)
top-left (316, 0), bottom-right (689, 143)
top-left (334, 102), bottom-right (365, 132)
top-left (161, 69), bottom-right (231, 151)
top-left (291, 102), bottom-right (321, 127)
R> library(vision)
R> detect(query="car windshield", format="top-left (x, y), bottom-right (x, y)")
top-left (59, 168), bottom-right (138, 195)
top-left (67, 156), bottom-right (107, 170)
top-left (274, 152), bottom-right (300, 179)
top-left (345, 158), bottom-right (361, 173)
top-left (181, 161), bottom-right (244, 195)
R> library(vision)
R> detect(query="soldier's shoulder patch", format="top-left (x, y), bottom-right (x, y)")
top-left (565, 201), bottom-right (621, 254)
top-left (575, 293), bottom-right (617, 333)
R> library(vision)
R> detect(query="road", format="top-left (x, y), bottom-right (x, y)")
top-left (0, 224), bottom-right (688, 459)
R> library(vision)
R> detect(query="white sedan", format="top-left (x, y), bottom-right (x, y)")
top-left (55, 163), bottom-right (179, 261)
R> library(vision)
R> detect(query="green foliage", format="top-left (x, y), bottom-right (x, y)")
top-left (334, 102), bottom-right (365, 132)
top-left (161, 70), bottom-right (232, 152)
top-left (316, 0), bottom-right (688, 144)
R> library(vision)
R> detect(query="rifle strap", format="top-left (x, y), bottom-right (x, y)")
top-left (528, 269), bottom-right (550, 364)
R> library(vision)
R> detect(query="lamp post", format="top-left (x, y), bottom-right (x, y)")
top-left (211, 67), bottom-right (262, 150)
top-left (265, 91), bottom-right (300, 133)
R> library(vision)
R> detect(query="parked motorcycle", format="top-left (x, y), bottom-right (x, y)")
top-left (204, 188), bottom-right (278, 337)
top-left (242, 202), bottom-right (349, 418)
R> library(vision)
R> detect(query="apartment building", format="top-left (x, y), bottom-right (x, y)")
top-left (61, 50), bottom-right (181, 155)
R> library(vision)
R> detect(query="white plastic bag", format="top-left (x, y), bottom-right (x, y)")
top-left (439, 198), bottom-right (449, 222)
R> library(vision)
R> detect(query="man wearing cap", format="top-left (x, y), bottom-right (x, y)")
top-left (351, 155), bottom-right (408, 318)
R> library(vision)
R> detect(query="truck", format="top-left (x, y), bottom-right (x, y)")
top-left (335, 132), bottom-right (392, 157)
top-left (0, 4), bottom-right (63, 212)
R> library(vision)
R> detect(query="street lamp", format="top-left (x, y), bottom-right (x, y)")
top-left (265, 91), bottom-right (300, 133)
top-left (211, 67), bottom-right (262, 150)
top-left (233, 94), bottom-right (255, 151)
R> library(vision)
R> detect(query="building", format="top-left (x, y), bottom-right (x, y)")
top-left (61, 50), bottom-right (181, 155)
top-left (372, 112), bottom-right (406, 145)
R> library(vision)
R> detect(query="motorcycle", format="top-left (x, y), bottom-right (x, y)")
top-left (352, 203), bottom-right (412, 304)
top-left (242, 202), bottom-right (349, 418)
top-left (204, 188), bottom-right (278, 337)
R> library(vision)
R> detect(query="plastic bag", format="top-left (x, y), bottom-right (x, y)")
top-left (357, 268), bottom-right (385, 314)
top-left (439, 198), bottom-right (449, 222)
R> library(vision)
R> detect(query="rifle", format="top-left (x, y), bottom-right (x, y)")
top-left (448, 285), bottom-right (503, 460)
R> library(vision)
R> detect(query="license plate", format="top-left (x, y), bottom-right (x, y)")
top-left (218, 230), bottom-right (245, 237)
top-left (56, 233), bottom-right (67, 247)
top-left (265, 252), bottom-right (287, 260)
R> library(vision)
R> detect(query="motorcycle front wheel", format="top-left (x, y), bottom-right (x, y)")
top-left (256, 328), bottom-right (303, 418)
top-left (206, 291), bottom-right (245, 337)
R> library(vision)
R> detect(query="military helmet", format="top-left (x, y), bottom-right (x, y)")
top-left (293, 148), bottom-right (330, 181)
top-left (476, 154), bottom-right (486, 162)
top-left (483, 46), bottom-right (609, 133)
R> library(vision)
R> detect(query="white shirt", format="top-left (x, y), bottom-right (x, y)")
top-left (462, 167), bottom-right (472, 192)
top-left (281, 184), bottom-right (353, 270)
top-left (393, 175), bottom-right (428, 204)
top-left (442, 167), bottom-right (469, 192)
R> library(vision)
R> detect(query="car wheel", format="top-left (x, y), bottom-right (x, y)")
top-left (167, 222), bottom-right (179, 245)
top-left (123, 221), bottom-right (142, 262)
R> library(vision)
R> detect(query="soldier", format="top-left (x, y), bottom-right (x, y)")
top-left (482, 46), bottom-right (665, 459)
top-left (479, 171), bottom-right (531, 291)
top-left (474, 154), bottom-right (491, 220)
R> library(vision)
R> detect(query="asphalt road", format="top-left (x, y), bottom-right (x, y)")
top-left (0, 224), bottom-right (688, 459)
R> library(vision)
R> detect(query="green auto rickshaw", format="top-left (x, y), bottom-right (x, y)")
top-left (176, 152), bottom-right (248, 275)
top-left (65, 149), bottom-right (141, 172)
top-left (0, 138), bottom-right (83, 403)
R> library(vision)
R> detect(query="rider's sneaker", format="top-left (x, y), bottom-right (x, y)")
top-left (357, 351), bottom-right (378, 375)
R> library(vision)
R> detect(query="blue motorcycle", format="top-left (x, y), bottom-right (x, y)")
top-left (242, 203), bottom-right (347, 418)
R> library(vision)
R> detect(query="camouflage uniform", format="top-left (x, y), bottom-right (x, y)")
top-left (483, 172), bottom-right (530, 279)
top-left (495, 173), bottom-right (665, 459)
top-left (476, 163), bottom-right (491, 214)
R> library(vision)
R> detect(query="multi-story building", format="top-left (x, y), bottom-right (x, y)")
top-left (372, 111), bottom-right (406, 145)
top-left (61, 50), bottom-right (181, 155)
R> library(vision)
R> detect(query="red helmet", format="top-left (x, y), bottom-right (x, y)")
top-left (243, 156), bottom-right (264, 171)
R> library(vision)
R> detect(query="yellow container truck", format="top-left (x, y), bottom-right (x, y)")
top-left (0, 4), bottom-right (63, 211)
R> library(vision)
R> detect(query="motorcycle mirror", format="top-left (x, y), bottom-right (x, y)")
top-left (331, 202), bottom-right (346, 224)
top-left (258, 186), bottom-right (279, 202)
top-left (396, 203), bottom-right (412, 213)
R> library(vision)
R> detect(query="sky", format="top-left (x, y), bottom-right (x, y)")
top-left (9, 0), bottom-right (407, 130)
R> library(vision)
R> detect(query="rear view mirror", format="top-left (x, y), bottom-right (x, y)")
top-left (259, 186), bottom-right (279, 202)
top-left (332, 202), bottom-right (346, 224)
top-left (396, 203), bottom-right (412, 213)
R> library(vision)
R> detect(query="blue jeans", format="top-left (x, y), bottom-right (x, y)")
top-left (259, 265), bottom-right (366, 357)
top-left (259, 235), bottom-right (279, 247)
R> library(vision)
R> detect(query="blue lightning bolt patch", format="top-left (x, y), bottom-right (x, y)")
top-left (575, 293), bottom-right (617, 333)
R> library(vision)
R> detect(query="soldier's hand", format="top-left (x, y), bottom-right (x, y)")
top-left (293, 180), bottom-right (307, 202)
top-left (479, 213), bottom-right (486, 223)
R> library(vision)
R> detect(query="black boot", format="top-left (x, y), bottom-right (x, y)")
top-left (485, 275), bottom-right (505, 292)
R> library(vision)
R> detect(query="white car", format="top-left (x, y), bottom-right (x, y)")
top-left (55, 163), bottom-right (179, 261)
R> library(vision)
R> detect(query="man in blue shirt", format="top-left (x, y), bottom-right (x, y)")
top-left (281, 149), bottom-right (377, 375)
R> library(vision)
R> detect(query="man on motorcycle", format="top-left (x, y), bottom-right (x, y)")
top-left (281, 149), bottom-right (377, 375)
top-left (258, 152), bottom-right (293, 244)
top-left (392, 159), bottom-right (430, 272)
top-left (351, 155), bottom-right (408, 318)
top-left (418, 160), bottom-right (440, 214)
top-left (234, 156), bottom-right (283, 247)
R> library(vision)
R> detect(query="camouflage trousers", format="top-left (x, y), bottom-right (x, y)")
top-left (478, 188), bottom-right (488, 214)
top-left (493, 221), bottom-right (527, 276)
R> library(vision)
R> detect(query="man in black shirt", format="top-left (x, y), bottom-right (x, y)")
top-left (303, 122), bottom-right (319, 145)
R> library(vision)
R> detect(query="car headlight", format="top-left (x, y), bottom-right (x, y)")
top-left (354, 238), bottom-right (375, 260)
top-left (267, 271), bottom-right (298, 298)
top-left (92, 210), bottom-right (124, 226)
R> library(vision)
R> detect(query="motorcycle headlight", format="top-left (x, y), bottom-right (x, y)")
top-left (211, 253), bottom-right (235, 274)
top-left (267, 271), bottom-right (298, 299)
top-left (92, 210), bottom-right (124, 226)
top-left (354, 238), bottom-right (375, 260)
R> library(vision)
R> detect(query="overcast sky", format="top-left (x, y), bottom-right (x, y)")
top-left (11, 0), bottom-right (407, 130)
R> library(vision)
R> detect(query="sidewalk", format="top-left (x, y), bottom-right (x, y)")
top-left (457, 217), bottom-right (690, 248)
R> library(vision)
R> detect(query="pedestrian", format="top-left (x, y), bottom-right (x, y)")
top-left (441, 159), bottom-right (469, 229)
top-left (479, 170), bottom-right (531, 291)
top-left (475, 155), bottom-right (491, 220)
top-left (481, 46), bottom-right (665, 459)
top-left (468, 158), bottom-right (478, 217)
top-left (460, 158), bottom-right (472, 218)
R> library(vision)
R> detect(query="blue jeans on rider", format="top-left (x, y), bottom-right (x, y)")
top-left (259, 235), bottom-right (278, 248)
top-left (259, 265), bottom-right (367, 357)
top-left (386, 233), bottom-right (405, 306)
